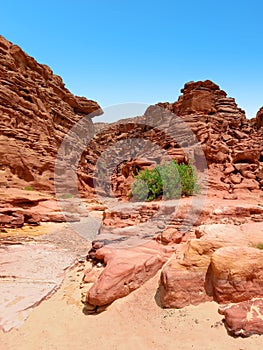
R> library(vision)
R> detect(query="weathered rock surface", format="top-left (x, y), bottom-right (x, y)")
top-left (2, 35), bottom-right (263, 338)
top-left (159, 259), bottom-right (213, 308)
top-left (100, 199), bottom-right (263, 234)
top-left (211, 246), bottom-right (263, 304)
top-left (0, 35), bottom-right (101, 193)
top-left (219, 299), bottom-right (263, 337)
top-left (159, 222), bottom-right (263, 309)
top-left (0, 188), bottom-right (89, 228)
top-left (85, 240), bottom-right (173, 307)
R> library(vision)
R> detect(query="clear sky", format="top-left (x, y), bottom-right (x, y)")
top-left (1, 0), bottom-right (263, 121)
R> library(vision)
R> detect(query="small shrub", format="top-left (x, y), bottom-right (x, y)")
top-left (60, 193), bottom-right (73, 199)
top-left (24, 185), bottom-right (34, 191)
top-left (255, 243), bottom-right (263, 250)
top-left (131, 160), bottom-right (200, 201)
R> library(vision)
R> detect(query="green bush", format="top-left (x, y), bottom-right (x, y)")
top-left (60, 193), bottom-right (73, 199)
top-left (255, 243), bottom-right (263, 250)
top-left (130, 160), bottom-right (200, 201)
top-left (24, 185), bottom-right (34, 191)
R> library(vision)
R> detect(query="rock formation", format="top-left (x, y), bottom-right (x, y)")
top-left (80, 80), bottom-right (263, 336)
top-left (81, 80), bottom-right (263, 200)
top-left (0, 35), bottom-right (101, 193)
top-left (256, 106), bottom-right (263, 128)
top-left (84, 200), bottom-right (263, 336)
top-left (159, 222), bottom-right (263, 308)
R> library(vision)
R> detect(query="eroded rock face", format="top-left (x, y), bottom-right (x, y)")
top-left (0, 35), bottom-right (101, 192)
top-left (0, 188), bottom-right (89, 228)
top-left (173, 80), bottom-right (227, 116)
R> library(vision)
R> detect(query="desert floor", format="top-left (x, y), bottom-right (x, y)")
top-left (1, 261), bottom-right (262, 350)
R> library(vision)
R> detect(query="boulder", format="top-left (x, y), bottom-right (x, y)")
top-left (219, 299), bottom-right (263, 337)
top-left (211, 246), bottom-right (263, 304)
top-left (159, 259), bottom-right (213, 308)
top-left (157, 227), bottom-right (185, 244)
top-left (232, 150), bottom-right (260, 164)
top-left (159, 223), bottom-right (263, 308)
top-left (86, 240), bottom-right (172, 306)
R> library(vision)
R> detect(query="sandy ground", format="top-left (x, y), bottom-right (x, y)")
top-left (1, 262), bottom-right (262, 350)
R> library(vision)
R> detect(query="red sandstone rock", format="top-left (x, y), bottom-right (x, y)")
top-left (86, 241), bottom-right (172, 306)
top-left (157, 227), bottom-right (185, 244)
top-left (0, 211), bottom-right (24, 228)
top-left (211, 246), bottom-right (263, 304)
top-left (256, 106), bottom-right (263, 128)
top-left (173, 80), bottom-right (222, 116)
top-left (0, 189), bottom-right (85, 227)
top-left (83, 80), bottom-right (263, 200)
top-left (219, 299), bottom-right (263, 337)
top-left (159, 259), bottom-right (213, 308)
top-left (1, 37), bottom-right (262, 201)
top-left (232, 150), bottom-right (260, 164)
top-left (0, 35), bottom-right (101, 193)
top-left (159, 223), bottom-right (263, 309)
top-left (233, 178), bottom-right (260, 191)
top-left (83, 266), bottom-right (103, 283)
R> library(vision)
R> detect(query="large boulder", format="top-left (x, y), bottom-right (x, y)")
top-left (159, 223), bottom-right (263, 309)
top-left (85, 240), bottom-right (172, 306)
top-left (159, 259), bottom-right (213, 308)
top-left (211, 246), bottom-right (263, 304)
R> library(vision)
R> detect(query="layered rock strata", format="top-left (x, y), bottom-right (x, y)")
top-left (0, 35), bottom-right (101, 192)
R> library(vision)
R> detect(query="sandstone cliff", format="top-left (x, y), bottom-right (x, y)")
top-left (0, 35), bottom-right (101, 192)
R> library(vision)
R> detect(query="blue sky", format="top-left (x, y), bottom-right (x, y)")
top-left (1, 0), bottom-right (263, 120)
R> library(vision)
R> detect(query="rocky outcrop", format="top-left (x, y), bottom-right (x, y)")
top-left (0, 188), bottom-right (89, 228)
top-left (173, 80), bottom-right (244, 121)
top-left (0, 207), bottom-right (40, 228)
top-left (100, 199), bottom-right (263, 234)
top-left (0, 35), bottom-right (101, 192)
top-left (83, 200), bottom-right (263, 312)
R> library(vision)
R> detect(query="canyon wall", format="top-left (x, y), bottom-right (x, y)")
top-left (0, 35), bottom-right (101, 192)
